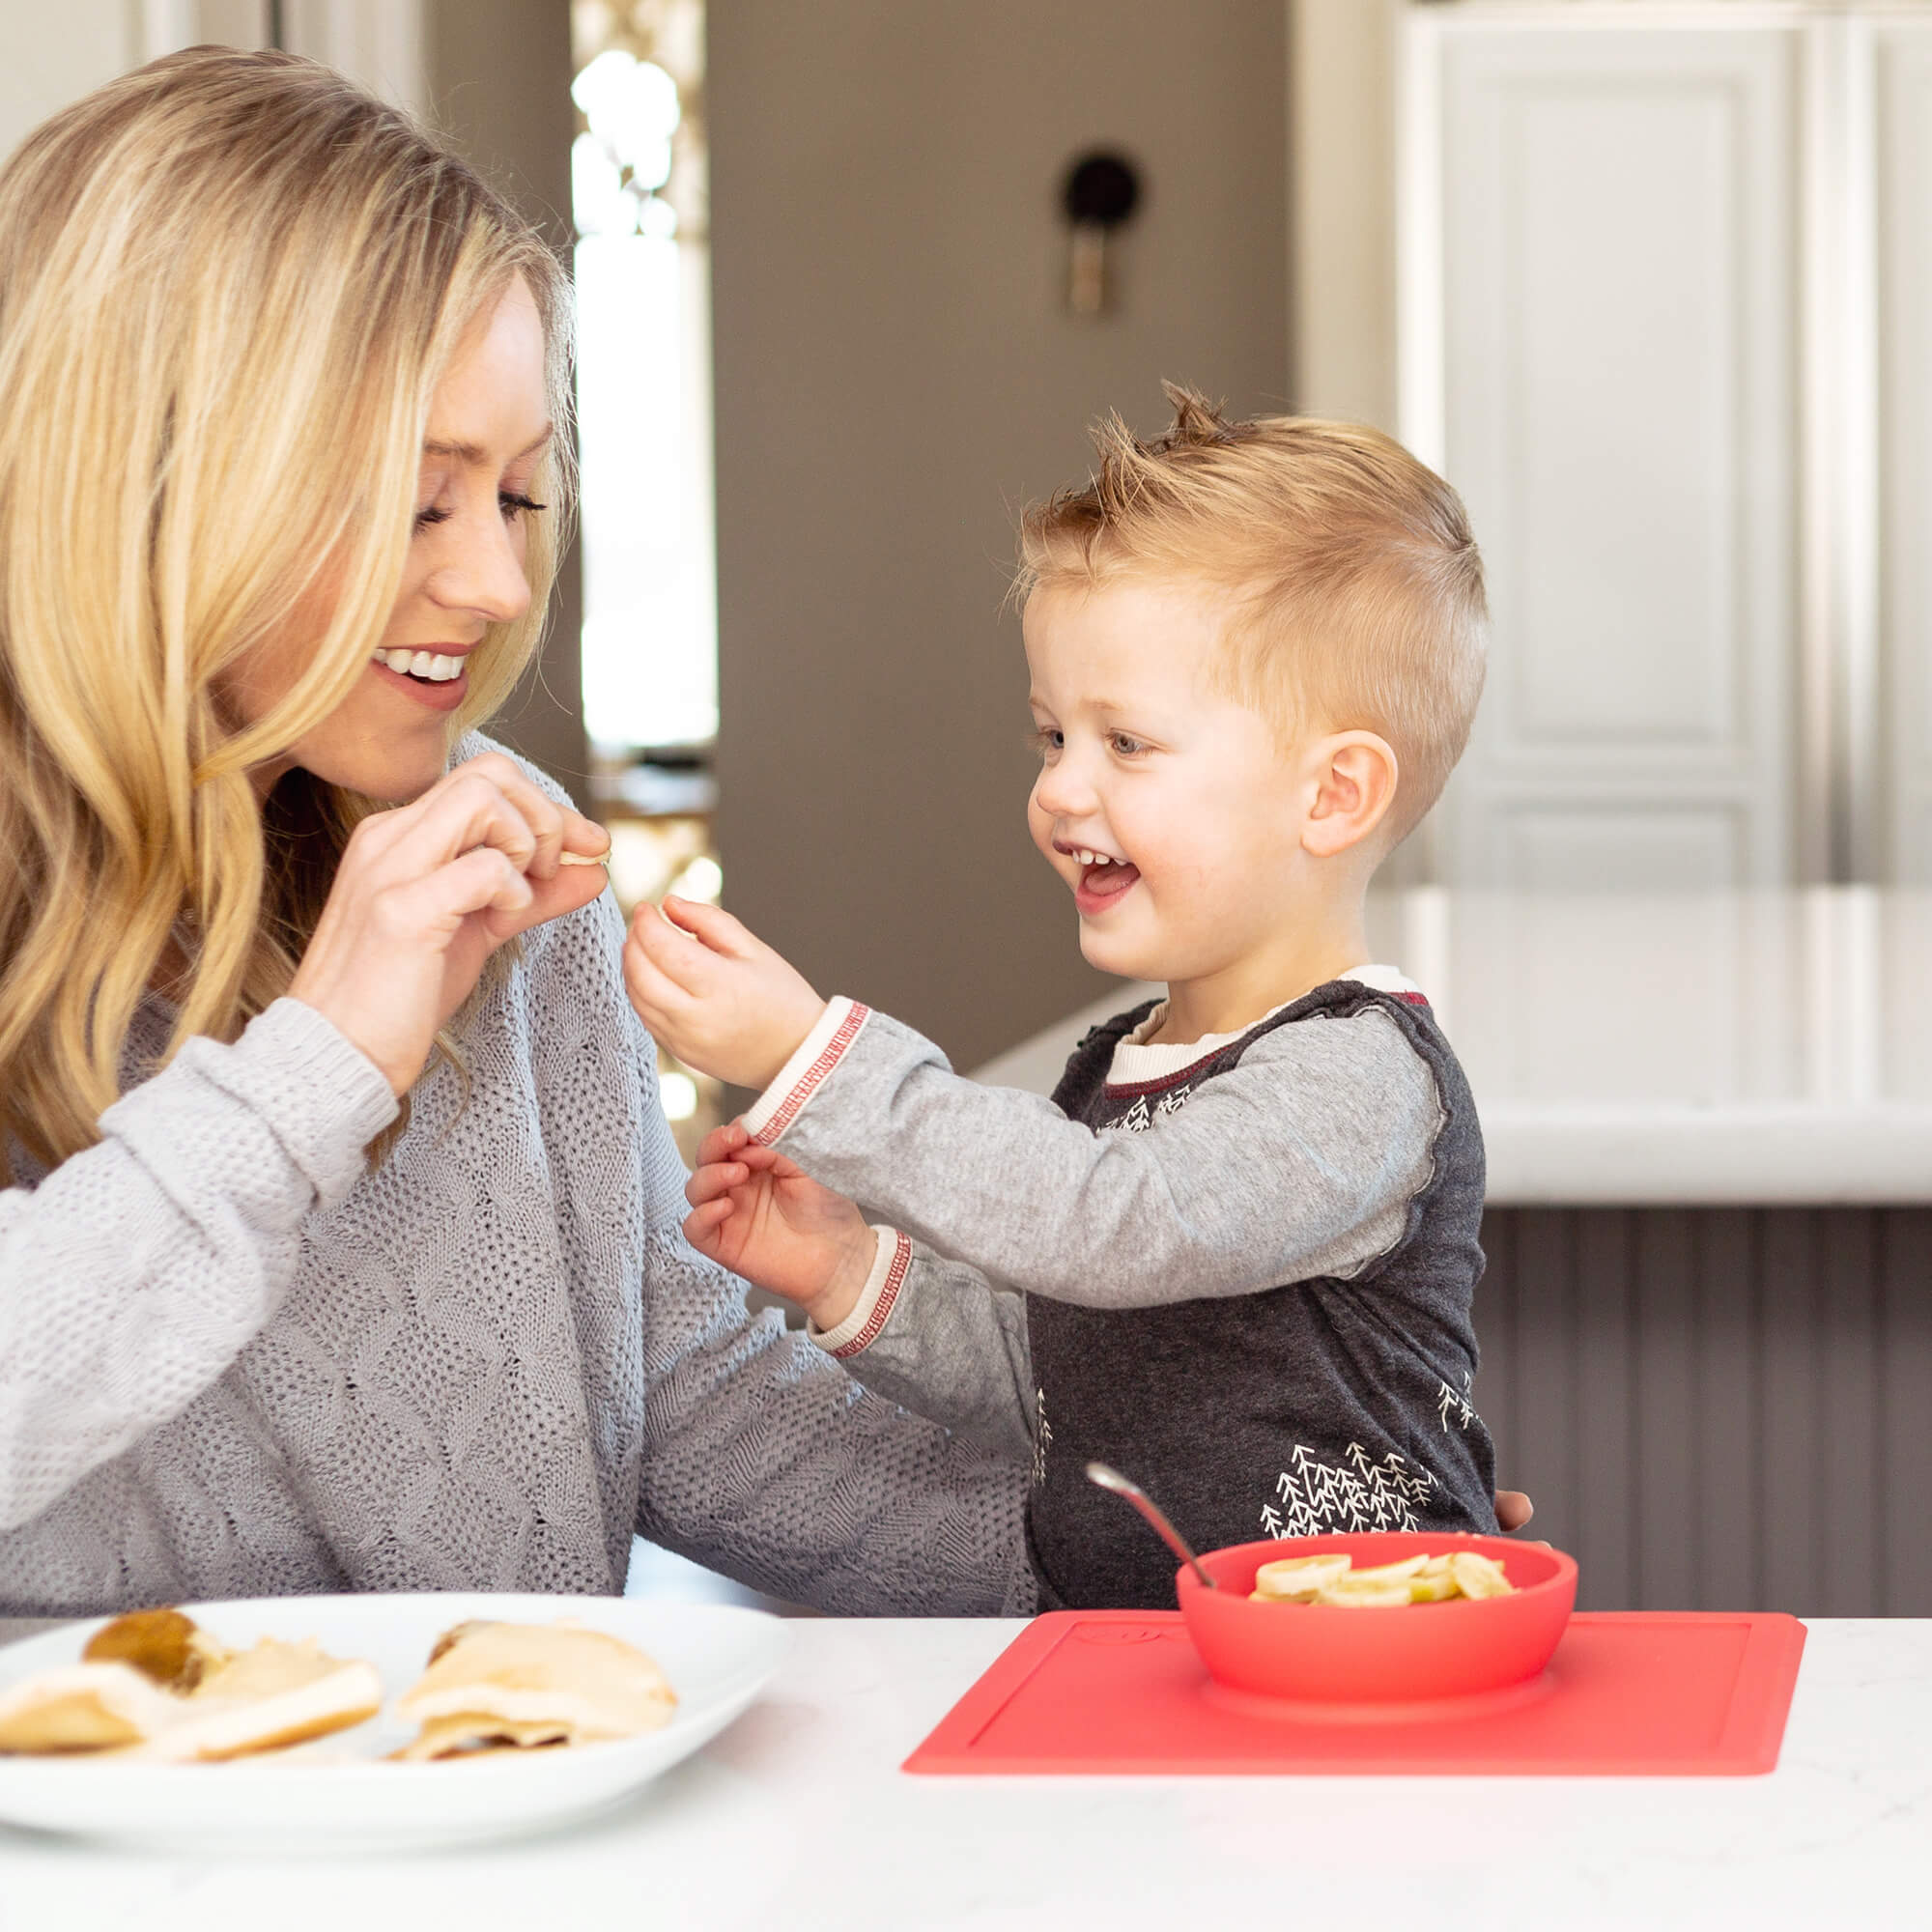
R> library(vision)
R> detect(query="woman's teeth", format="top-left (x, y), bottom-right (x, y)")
top-left (375, 648), bottom-right (464, 682)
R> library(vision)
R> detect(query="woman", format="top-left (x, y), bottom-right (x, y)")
top-left (0, 47), bottom-right (1030, 1615)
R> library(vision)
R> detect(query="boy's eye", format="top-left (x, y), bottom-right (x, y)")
top-left (1109, 731), bottom-right (1147, 756)
top-left (1029, 725), bottom-right (1065, 755)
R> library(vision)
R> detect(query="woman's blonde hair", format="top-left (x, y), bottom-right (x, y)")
top-left (1016, 384), bottom-right (1487, 845)
top-left (0, 46), bottom-right (573, 1180)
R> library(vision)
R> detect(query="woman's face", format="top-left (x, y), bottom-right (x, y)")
top-left (226, 275), bottom-right (553, 804)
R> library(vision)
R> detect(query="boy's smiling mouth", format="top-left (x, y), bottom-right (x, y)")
top-left (1056, 839), bottom-right (1141, 916)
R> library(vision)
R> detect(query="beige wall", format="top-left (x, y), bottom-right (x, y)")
top-left (0, 1), bottom-right (134, 159)
top-left (709, 0), bottom-right (1292, 1072)
top-left (1289, 0), bottom-right (1399, 430)
top-left (422, 0), bottom-right (587, 794)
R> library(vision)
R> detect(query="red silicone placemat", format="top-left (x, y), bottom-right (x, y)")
top-left (904, 1611), bottom-right (1805, 1776)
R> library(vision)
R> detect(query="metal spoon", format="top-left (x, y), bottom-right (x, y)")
top-left (1085, 1461), bottom-right (1219, 1590)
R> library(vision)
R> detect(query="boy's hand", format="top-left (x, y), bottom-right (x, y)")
top-left (684, 1121), bottom-right (877, 1331)
top-left (625, 895), bottom-right (826, 1090)
top-left (1494, 1490), bottom-right (1534, 1533)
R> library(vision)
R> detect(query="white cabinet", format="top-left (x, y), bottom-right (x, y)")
top-left (1404, 5), bottom-right (1932, 889)
top-left (1878, 24), bottom-right (1932, 879)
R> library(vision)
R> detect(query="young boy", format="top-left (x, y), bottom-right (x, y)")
top-left (624, 387), bottom-right (1498, 1610)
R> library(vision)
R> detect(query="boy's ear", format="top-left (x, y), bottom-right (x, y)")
top-left (1301, 731), bottom-right (1399, 858)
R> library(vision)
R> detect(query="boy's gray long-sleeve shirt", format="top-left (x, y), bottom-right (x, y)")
top-left (0, 741), bottom-right (1029, 1618)
top-left (743, 985), bottom-right (1442, 1461)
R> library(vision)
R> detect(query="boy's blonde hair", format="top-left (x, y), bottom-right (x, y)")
top-left (0, 47), bottom-right (573, 1179)
top-left (1016, 384), bottom-right (1487, 843)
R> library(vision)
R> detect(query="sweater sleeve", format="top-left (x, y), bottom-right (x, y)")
top-left (742, 998), bottom-right (1441, 1309)
top-left (807, 1235), bottom-right (1037, 1466)
top-left (0, 999), bottom-right (397, 1533)
top-left (512, 861), bottom-right (1035, 1618)
top-left (632, 1230), bottom-right (1035, 1614)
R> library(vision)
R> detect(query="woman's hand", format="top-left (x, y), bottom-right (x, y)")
top-left (684, 1121), bottom-right (877, 1330)
top-left (625, 896), bottom-right (826, 1091)
top-left (289, 751), bottom-right (611, 1095)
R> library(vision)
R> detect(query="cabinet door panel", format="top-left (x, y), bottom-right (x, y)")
top-left (1878, 25), bottom-right (1932, 882)
top-left (1428, 25), bottom-right (1800, 888)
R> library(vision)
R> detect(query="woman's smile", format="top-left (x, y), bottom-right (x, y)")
top-left (368, 644), bottom-right (474, 713)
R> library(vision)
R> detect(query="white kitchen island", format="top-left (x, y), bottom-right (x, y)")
top-left (0, 1613), bottom-right (1924, 1930)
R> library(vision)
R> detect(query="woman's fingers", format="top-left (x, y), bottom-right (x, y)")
top-left (364, 754), bottom-right (603, 887)
top-left (480, 846), bottom-right (610, 941)
top-left (425, 844), bottom-right (536, 923)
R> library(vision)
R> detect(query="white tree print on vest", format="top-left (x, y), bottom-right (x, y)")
top-left (1257, 1441), bottom-right (1437, 1538)
top-left (1436, 1371), bottom-right (1476, 1434)
top-left (1032, 1387), bottom-right (1053, 1488)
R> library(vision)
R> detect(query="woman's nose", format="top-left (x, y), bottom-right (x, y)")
top-left (430, 510), bottom-right (532, 625)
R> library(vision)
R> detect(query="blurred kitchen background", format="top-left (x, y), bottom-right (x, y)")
top-left (10, 0), bottom-right (1932, 1614)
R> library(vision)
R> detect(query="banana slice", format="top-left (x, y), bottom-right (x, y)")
top-left (1345, 1554), bottom-right (1431, 1585)
top-left (1314, 1579), bottom-right (1415, 1608)
top-left (1253, 1554), bottom-right (1352, 1601)
top-left (1448, 1551), bottom-right (1515, 1600)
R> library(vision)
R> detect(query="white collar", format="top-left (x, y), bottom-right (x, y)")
top-left (1108, 965), bottom-right (1423, 1085)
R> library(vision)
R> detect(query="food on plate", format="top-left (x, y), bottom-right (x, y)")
top-left (0, 1663), bottom-right (185, 1754)
top-left (1249, 1549), bottom-right (1517, 1607)
top-left (391, 1619), bottom-right (677, 1760)
top-left (130, 1637), bottom-right (383, 1762)
top-left (0, 1611), bottom-right (380, 1760)
top-left (81, 1605), bottom-right (233, 1690)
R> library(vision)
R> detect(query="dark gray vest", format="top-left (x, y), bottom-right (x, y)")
top-left (1025, 980), bottom-right (1497, 1610)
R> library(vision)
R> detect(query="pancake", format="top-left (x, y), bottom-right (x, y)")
top-left (392, 1620), bottom-right (676, 1760)
top-left (0, 1662), bottom-right (184, 1754)
top-left (130, 1637), bottom-right (383, 1762)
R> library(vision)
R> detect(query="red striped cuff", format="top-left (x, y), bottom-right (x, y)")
top-left (810, 1228), bottom-right (912, 1359)
top-left (742, 997), bottom-right (871, 1148)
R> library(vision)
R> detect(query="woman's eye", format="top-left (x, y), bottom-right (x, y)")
top-left (412, 505), bottom-right (451, 531)
top-left (499, 491), bottom-right (547, 521)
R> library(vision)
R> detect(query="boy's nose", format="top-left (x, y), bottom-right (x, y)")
top-left (1033, 759), bottom-right (1099, 821)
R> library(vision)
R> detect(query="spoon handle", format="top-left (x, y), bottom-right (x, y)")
top-left (1084, 1461), bottom-right (1219, 1591)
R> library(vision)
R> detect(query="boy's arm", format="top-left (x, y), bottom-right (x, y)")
top-left (750, 997), bottom-right (1438, 1310)
top-left (625, 895), bottom-right (1437, 1311)
top-left (810, 1235), bottom-right (1037, 1465)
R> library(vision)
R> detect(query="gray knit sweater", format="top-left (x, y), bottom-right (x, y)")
top-left (0, 747), bottom-right (1029, 1618)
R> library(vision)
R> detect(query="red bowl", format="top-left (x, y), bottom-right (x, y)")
top-left (1176, 1532), bottom-right (1577, 1705)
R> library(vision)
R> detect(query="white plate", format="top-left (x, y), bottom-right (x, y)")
top-left (0, 1592), bottom-right (790, 1851)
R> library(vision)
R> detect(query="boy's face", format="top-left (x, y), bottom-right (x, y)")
top-left (1023, 578), bottom-right (1311, 987)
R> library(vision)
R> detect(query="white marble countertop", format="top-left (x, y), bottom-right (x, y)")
top-left (970, 888), bottom-right (1932, 1205)
top-left (1, 1614), bottom-right (1924, 1931)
